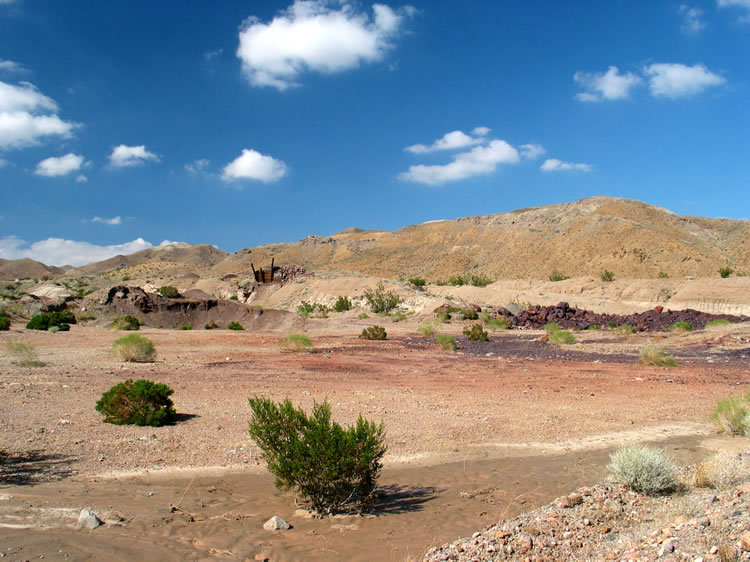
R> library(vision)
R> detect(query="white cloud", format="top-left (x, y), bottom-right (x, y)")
top-left (222, 148), bottom-right (288, 182)
top-left (405, 127), bottom-right (489, 154)
top-left (0, 60), bottom-right (25, 73)
top-left (519, 143), bottom-right (546, 160)
top-left (718, 0), bottom-right (750, 22)
top-left (574, 66), bottom-right (642, 102)
top-left (237, 0), bottom-right (414, 90)
top-left (75, 174), bottom-right (87, 183)
top-left (34, 152), bottom-right (85, 177)
top-left (108, 144), bottom-right (160, 168)
top-left (0, 157), bottom-right (6, 168)
top-left (0, 235), bottom-right (153, 267)
top-left (0, 81), bottom-right (79, 149)
top-left (679, 5), bottom-right (706, 33)
top-left (540, 159), bottom-right (592, 173)
top-left (399, 140), bottom-right (520, 185)
top-left (644, 63), bottom-right (725, 98)
top-left (185, 158), bottom-right (210, 175)
top-left (91, 216), bottom-right (121, 226)
top-left (204, 48), bottom-right (223, 61)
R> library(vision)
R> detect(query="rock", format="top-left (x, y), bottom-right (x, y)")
top-left (263, 515), bottom-right (291, 531)
top-left (76, 508), bottom-right (102, 529)
top-left (741, 532), bottom-right (750, 552)
top-left (567, 493), bottom-right (583, 506)
top-left (661, 539), bottom-right (674, 553)
top-left (516, 534), bottom-right (533, 553)
top-left (602, 498), bottom-right (621, 513)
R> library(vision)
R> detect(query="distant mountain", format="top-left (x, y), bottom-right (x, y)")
top-left (0, 258), bottom-right (65, 280)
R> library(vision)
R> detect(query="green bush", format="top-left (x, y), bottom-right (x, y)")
top-left (601, 270), bottom-right (615, 282)
top-left (549, 271), bottom-right (569, 282)
top-left (111, 315), bottom-right (141, 331)
top-left (460, 308), bottom-right (479, 321)
top-left (668, 321), bottom-right (692, 333)
top-left (719, 266), bottom-right (734, 278)
top-left (112, 334), bottom-right (156, 362)
top-left (547, 327), bottom-right (577, 345)
top-left (357, 313), bottom-right (369, 320)
top-left (639, 345), bottom-right (676, 367)
top-left (230, 295), bottom-right (238, 300)
top-left (706, 318), bottom-right (731, 328)
top-left (248, 397), bottom-right (386, 515)
top-left (297, 301), bottom-right (329, 318)
top-left (447, 275), bottom-right (466, 286)
top-left (463, 324), bottom-right (489, 341)
top-left (359, 326), bottom-right (387, 340)
top-left (204, 320), bottom-right (218, 330)
top-left (26, 310), bottom-right (77, 331)
top-left (436, 334), bottom-right (457, 351)
top-left (281, 333), bottom-right (313, 352)
top-left (608, 445), bottom-right (677, 495)
top-left (418, 321), bottom-right (438, 336)
top-left (469, 274), bottom-right (493, 288)
top-left (390, 311), bottom-right (406, 323)
top-left (159, 285), bottom-right (180, 298)
top-left (48, 323), bottom-right (70, 333)
top-left (616, 324), bottom-right (637, 335)
top-left (710, 393), bottom-right (750, 436)
top-left (332, 296), bottom-right (352, 312)
top-left (658, 271), bottom-right (669, 279)
top-left (409, 277), bottom-right (426, 287)
top-left (544, 322), bottom-right (562, 333)
top-left (0, 316), bottom-right (10, 331)
top-left (180, 324), bottom-right (192, 330)
top-left (96, 379), bottom-right (176, 426)
top-left (485, 316), bottom-right (511, 330)
top-left (5, 341), bottom-right (44, 367)
top-left (228, 321), bottom-right (244, 331)
top-left (363, 282), bottom-right (401, 314)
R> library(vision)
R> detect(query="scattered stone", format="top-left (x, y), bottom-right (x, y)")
top-left (263, 515), bottom-right (291, 531)
top-left (741, 532), bottom-right (750, 552)
top-left (76, 508), bottom-right (102, 530)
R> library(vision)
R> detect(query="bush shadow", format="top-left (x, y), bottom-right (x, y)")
top-left (172, 413), bottom-right (200, 423)
top-left (0, 450), bottom-right (76, 485)
top-left (372, 484), bottom-right (439, 515)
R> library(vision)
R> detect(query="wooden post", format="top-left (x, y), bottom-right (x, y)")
top-left (270, 258), bottom-right (274, 282)
top-left (251, 263), bottom-right (257, 282)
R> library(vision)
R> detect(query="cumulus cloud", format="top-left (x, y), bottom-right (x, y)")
top-left (185, 158), bottom-right (210, 175)
top-left (519, 143), bottom-right (546, 160)
top-left (0, 81), bottom-right (79, 149)
top-left (540, 159), bottom-right (592, 173)
top-left (574, 66), bottom-right (642, 102)
top-left (91, 216), bottom-right (121, 226)
top-left (644, 63), bottom-right (725, 98)
top-left (237, 0), bottom-right (414, 90)
top-left (0, 235), bottom-right (153, 267)
top-left (222, 148), bottom-right (287, 182)
top-left (400, 140), bottom-right (520, 185)
top-left (679, 5), bottom-right (706, 33)
top-left (405, 127), bottom-right (489, 154)
top-left (75, 174), bottom-right (87, 183)
top-left (718, 0), bottom-right (750, 22)
top-left (34, 152), bottom-right (85, 177)
top-left (0, 59), bottom-right (25, 73)
top-left (108, 144), bottom-right (160, 168)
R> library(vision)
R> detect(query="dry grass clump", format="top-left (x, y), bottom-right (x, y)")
top-left (639, 345), bottom-right (676, 367)
top-left (608, 444), bottom-right (677, 495)
top-left (112, 334), bottom-right (156, 362)
top-left (5, 340), bottom-right (44, 367)
top-left (544, 322), bottom-right (576, 345)
top-left (436, 334), bottom-right (457, 351)
top-left (711, 393), bottom-right (750, 436)
top-left (418, 321), bottom-right (439, 337)
top-left (684, 451), bottom-right (747, 490)
top-left (281, 333), bottom-right (313, 352)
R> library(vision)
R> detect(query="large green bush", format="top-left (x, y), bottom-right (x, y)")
top-left (0, 316), bottom-right (10, 331)
top-left (363, 282), bottom-right (400, 314)
top-left (248, 397), bottom-right (386, 515)
top-left (112, 334), bottom-right (156, 362)
top-left (26, 310), bottom-right (76, 331)
top-left (96, 379), bottom-right (176, 426)
top-left (332, 296), bottom-right (352, 312)
top-left (111, 315), bottom-right (141, 331)
top-left (159, 285), bottom-right (180, 298)
top-left (608, 445), bottom-right (677, 495)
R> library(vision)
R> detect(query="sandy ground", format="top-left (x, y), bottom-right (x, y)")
top-left (1, 318), bottom-right (749, 560)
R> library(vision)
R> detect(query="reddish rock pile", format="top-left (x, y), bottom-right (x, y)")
top-left (277, 264), bottom-right (312, 283)
top-left (493, 302), bottom-right (749, 332)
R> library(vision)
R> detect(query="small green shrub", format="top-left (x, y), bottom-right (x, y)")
top-left (180, 324), bottom-right (192, 330)
top-left (96, 379), bottom-right (176, 426)
top-left (357, 313), bottom-right (369, 320)
top-left (447, 275), bottom-right (466, 286)
top-left (469, 274), bottom-right (493, 288)
top-left (359, 326), bottom-right (387, 340)
top-left (549, 271), bottom-right (569, 282)
top-left (390, 311), bottom-right (407, 322)
top-left (297, 301), bottom-right (329, 318)
top-left (229, 295), bottom-right (239, 300)
top-left (76, 312), bottom-right (96, 322)
top-left (0, 316), bottom-right (10, 331)
top-left (112, 334), bottom-right (156, 362)
top-left (436, 334), bottom-right (457, 351)
top-left (281, 333), bottom-right (313, 352)
top-left (710, 393), bottom-right (750, 436)
top-left (436, 312), bottom-right (450, 323)
top-left (333, 296), bottom-right (352, 312)
top-left (547, 328), bottom-right (577, 345)
top-left (409, 277), bottom-right (426, 287)
top-left (657, 271), bottom-right (669, 279)
top-left (706, 318), bottom-right (730, 328)
top-left (485, 316), bottom-right (511, 331)
top-left (204, 320), bottom-right (218, 330)
top-left (363, 283), bottom-right (401, 314)
top-left (26, 310), bottom-right (77, 331)
top-left (159, 285), bottom-right (180, 298)
top-left (719, 267), bottom-right (734, 278)
top-left (111, 315), bottom-right (141, 331)
top-left (463, 324), bottom-right (489, 341)
top-left (639, 345), bottom-right (676, 367)
top-left (586, 324), bottom-right (600, 330)
top-left (228, 321), bottom-right (244, 331)
top-left (48, 323), bottom-right (70, 333)
top-left (248, 397), bottom-right (386, 515)
top-left (460, 308), bottom-right (479, 321)
top-left (544, 322), bottom-right (562, 333)
top-left (608, 445), bottom-right (677, 495)
top-left (601, 270), bottom-right (615, 282)
top-left (668, 321), bottom-right (692, 333)
top-left (418, 321), bottom-right (439, 337)
top-left (5, 341), bottom-right (44, 367)
top-left (616, 324), bottom-right (637, 335)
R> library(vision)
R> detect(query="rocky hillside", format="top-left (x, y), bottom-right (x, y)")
top-left (0, 258), bottom-right (64, 280)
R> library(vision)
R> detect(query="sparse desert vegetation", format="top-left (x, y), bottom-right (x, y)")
top-left (359, 325), bottom-right (387, 340)
top-left (112, 334), bottom-right (156, 362)
top-left (608, 444), bottom-right (677, 495)
top-left (639, 345), bottom-right (677, 367)
top-left (95, 379), bottom-right (176, 426)
top-left (280, 333), bottom-right (313, 352)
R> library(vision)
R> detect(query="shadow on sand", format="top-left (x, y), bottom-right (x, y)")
top-left (373, 484), bottom-right (439, 515)
top-left (0, 450), bottom-right (76, 485)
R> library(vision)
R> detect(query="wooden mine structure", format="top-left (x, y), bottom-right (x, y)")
top-left (251, 258), bottom-right (281, 283)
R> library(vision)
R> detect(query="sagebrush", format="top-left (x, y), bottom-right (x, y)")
top-left (363, 283), bottom-right (400, 314)
top-left (281, 333), bottom-right (313, 352)
top-left (463, 324), bottom-right (489, 341)
top-left (112, 334), bottom-right (156, 362)
top-left (360, 326), bottom-right (387, 340)
top-left (608, 445), bottom-right (676, 495)
top-left (159, 285), bottom-right (180, 298)
top-left (111, 315), bottom-right (141, 331)
top-left (436, 334), bottom-right (457, 351)
top-left (332, 296), bottom-right (352, 313)
top-left (96, 379), bottom-right (176, 426)
top-left (711, 392), bottom-right (750, 436)
top-left (639, 345), bottom-right (676, 367)
top-left (248, 397), bottom-right (386, 515)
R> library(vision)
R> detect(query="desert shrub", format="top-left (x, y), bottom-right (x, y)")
top-left (706, 318), bottom-right (730, 328)
top-left (76, 312), bottom-right (96, 322)
top-left (112, 334), bottom-right (156, 362)
top-left (359, 326), bottom-right (386, 340)
top-left (96, 379), bottom-right (175, 426)
top-left (711, 393), bottom-right (750, 436)
top-left (297, 301), bottom-right (329, 318)
top-left (639, 345), bottom-right (676, 367)
top-left (658, 271), bottom-right (669, 279)
top-left (204, 320), bottom-right (218, 330)
top-left (485, 316), bottom-right (511, 331)
top-left (357, 313), bottom-right (369, 320)
top-left (616, 324), bottom-right (637, 334)
top-left (0, 316), bottom-right (10, 331)
top-left (686, 451), bottom-right (746, 490)
top-left (436, 312), bottom-right (450, 323)
top-left (447, 275), bottom-right (466, 286)
top-left (549, 271), bottom-right (569, 282)
top-left (390, 311), bottom-right (407, 322)
top-left (48, 323), bottom-right (70, 333)
top-left (719, 266), bottom-right (734, 278)
top-left (548, 329), bottom-right (577, 345)
top-left (460, 308), bottom-right (479, 321)
top-left (585, 324), bottom-right (600, 330)
top-left (544, 322), bottom-right (562, 333)
top-left (26, 310), bottom-right (77, 331)
top-left (409, 277), bottom-right (426, 287)
top-left (600, 270), bottom-right (615, 282)
top-left (5, 341), bottom-right (43, 367)
top-left (180, 324), bottom-right (192, 330)
top-left (418, 321), bottom-right (439, 337)
top-left (248, 397), bottom-right (386, 515)
top-left (668, 321), bottom-right (692, 333)
top-left (281, 333), bottom-right (313, 352)
top-left (469, 274), bottom-right (493, 288)
top-left (159, 285), bottom-right (180, 298)
top-left (227, 321), bottom-right (244, 330)
top-left (463, 324), bottom-right (489, 341)
top-left (363, 283), bottom-right (401, 314)
top-left (436, 334), bottom-right (457, 351)
top-left (608, 445), bottom-right (677, 495)
top-left (111, 315), bottom-right (141, 331)
top-left (229, 295), bottom-right (238, 300)
top-left (332, 296), bottom-right (352, 313)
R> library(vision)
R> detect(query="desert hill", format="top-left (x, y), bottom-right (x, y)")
top-left (0, 258), bottom-right (64, 280)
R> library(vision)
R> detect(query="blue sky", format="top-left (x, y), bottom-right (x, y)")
top-left (0, 0), bottom-right (748, 266)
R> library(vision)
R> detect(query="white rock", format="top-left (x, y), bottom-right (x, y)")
top-left (76, 508), bottom-right (102, 529)
top-left (263, 515), bottom-right (291, 531)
